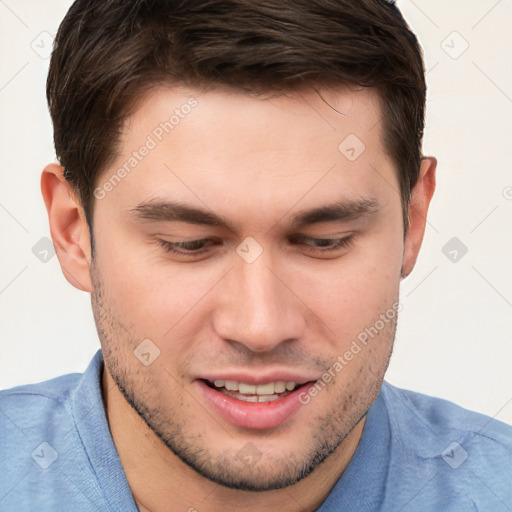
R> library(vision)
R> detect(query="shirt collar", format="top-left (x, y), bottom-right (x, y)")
top-left (70, 350), bottom-right (138, 512)
top-left (316, 387), bottom-right (392, 512)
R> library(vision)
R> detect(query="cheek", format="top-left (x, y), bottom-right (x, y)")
top-left (285, 230), bottom-right (403, 341)
top-left (92, 228), bottom-right (167, 330)
top-left (92, 227), bottom-right (222, 344)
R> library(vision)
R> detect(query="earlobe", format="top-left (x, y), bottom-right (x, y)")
top-left (41, 163), bottom-right (93, 292)
top-left (401, 157), bottom-right (437, 279)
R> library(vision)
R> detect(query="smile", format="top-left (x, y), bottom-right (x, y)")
top-left (197, 379), bottom-right (315, 429)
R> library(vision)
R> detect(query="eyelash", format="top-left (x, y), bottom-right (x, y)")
top-left (291, 235), bottom-right (354, 252)
top-left (158, 238), bottom-right (217, 255)
top-left (157, 235), bottom-right (354, 257)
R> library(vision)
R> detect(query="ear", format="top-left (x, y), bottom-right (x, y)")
top-left (401, 157), bottom-right (437, 278)
top-left (41, 164), bottom-right (93, 292)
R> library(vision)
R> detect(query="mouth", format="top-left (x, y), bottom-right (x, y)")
top-left (196, 378), bottom-right (316, 430)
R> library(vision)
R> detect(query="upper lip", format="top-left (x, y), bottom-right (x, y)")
top-left (197, 370), bottom-right (318, 386)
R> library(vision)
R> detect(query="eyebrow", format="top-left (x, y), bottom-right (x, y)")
top-left (291, 198), bottom-right (379, 228)
top-left (130, 197), bottom-right (379, 231)
top-left (130, 201), bottom-right (236, 230)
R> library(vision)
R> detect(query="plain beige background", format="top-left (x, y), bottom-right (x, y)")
top-left (1, 0), bottom-right (511, 425)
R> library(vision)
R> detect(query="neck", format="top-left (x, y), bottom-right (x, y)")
top-left (102, 369), bottom-right (364, 512)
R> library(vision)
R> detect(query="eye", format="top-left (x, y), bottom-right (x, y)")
top-left (158, 238), bottom-right (218, 257)
top-left (290, 235), bottom-right (354, 253)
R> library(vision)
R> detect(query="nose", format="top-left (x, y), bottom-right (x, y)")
top-left (212, 249), bottom-right (306, 352)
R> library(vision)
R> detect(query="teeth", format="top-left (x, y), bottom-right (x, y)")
top-left (259, 394), bottom-right (280, 402)
top-left (231, 394), bottom-right (281, 403)
top-left (255, 383), bottom-right (274, 395)
top-left (210, 380), bottom-right (298, 395)
top-left (285, 381), bottom-right (296, 391)
top-left (239, 383), bottom-right (256, 394)
top-left (225, 381), bottom-right (238, 391)
top-left (274, 381), bottom-right (286, 393)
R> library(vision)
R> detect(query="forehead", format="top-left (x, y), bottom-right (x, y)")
top-left (97, 84), bottom-right (397, 223)
top-left (124, 83), bottom-right (383, 150)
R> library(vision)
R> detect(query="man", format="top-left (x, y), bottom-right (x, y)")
top-left (1, 0), bottom-right (511, 510)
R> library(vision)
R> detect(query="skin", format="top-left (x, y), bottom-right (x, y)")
top-left (41, 84), bottom-right (436, 512)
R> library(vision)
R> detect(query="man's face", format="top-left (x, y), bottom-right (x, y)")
top-left (90, 85), bottom-right (405, 490)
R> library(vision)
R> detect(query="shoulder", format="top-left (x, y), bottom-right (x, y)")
top-left (1, 372), bottom-right (81, 400)
top-left (379, 381), bottom-right (512, 511)
top-left (381, 381), bottom-right (512, 446)
top-left (1, 372), bottom-right (81, 430)
top-left (0, 373), bottom-right (82, 472)
top-left (0, 367), bottom-right (107, 511)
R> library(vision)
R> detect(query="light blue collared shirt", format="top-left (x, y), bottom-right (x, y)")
top-left (1, 350), bottom-right (511, 511)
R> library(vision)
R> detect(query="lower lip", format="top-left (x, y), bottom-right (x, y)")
top-left (196, 381), bottom-right (313, 430)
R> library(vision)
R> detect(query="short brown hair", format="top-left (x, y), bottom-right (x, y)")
top-left (47, 0), bottom-right (426, 229)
